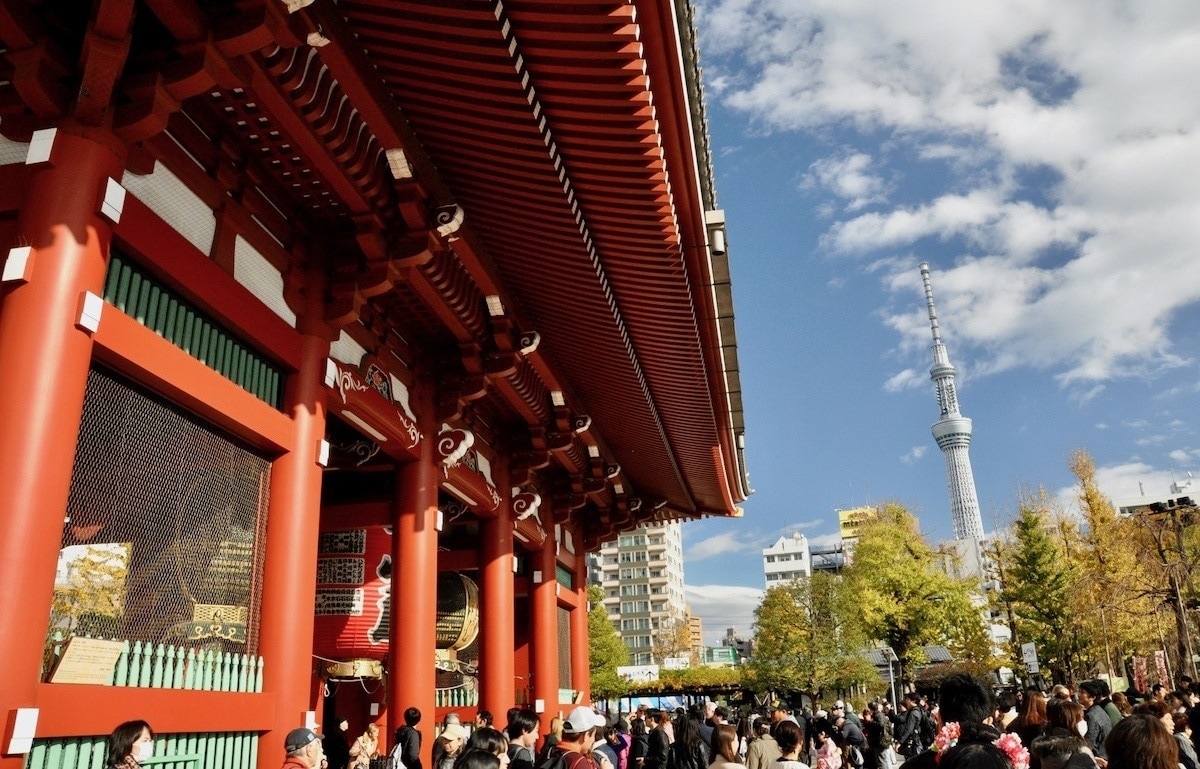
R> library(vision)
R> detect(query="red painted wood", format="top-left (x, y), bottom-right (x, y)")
top-left (257, 314), bottom-right (331, 769)
top-left (0, 131), bottom-right (125, 769)
top-left (93, 308), bottom-right (293, 453)
top-left (34, 685), bottom-right (275, 736)
top-left (530, 530), bottom-right (560, 718)
top-left (387, 389), bottom-right (439, 768)
top-left (479, 483), bottom-right (515, 719)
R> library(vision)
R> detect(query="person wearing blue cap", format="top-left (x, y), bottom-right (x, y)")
top-left (285, 727), bottom-right (327, 769)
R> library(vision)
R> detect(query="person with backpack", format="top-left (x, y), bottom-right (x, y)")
top-left (540, 707), bottom-right (610, 769)
top-left (506, 710), bottom-right (541, 769)
top-left (894, 696), bottom-right (924, 759)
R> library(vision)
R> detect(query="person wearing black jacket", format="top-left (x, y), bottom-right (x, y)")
top-left (642, 710), bottom-right (670, 769)
top-left (895, 695), bottom-right (924, 758)
top-left (393, 709), bottom-right (423, 769)
top-left (628, 717), bottom-right (650, 769)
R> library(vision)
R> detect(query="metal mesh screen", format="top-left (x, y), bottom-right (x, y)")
top-left (558, 606), bottom-right (572, 690)
top-left (47, 366), bottom-right (272, 672)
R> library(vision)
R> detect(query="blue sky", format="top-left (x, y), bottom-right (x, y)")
top-left (681, 0), bottom-right (1200, 643)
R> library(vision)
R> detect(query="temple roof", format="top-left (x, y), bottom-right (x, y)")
top-left (0, 0), bottom-right (749, 534)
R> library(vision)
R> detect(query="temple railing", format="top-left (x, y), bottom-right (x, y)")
top-left (25, 731), bottom-right (256, 769)
top-left (44, 635), bottom-right (263, 692)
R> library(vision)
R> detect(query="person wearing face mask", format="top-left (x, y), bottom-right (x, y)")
top-left (106, 720), bottom-right (156, 769)
top-left (285, 728), bottom-right (329, 769)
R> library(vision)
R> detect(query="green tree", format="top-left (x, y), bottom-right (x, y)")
top-left (587, 585), bottom-right (629, 700)
top-left (998, 492), bottom-right (1083, 683)
top-left (746, 572), bottom-right (876, 699)
top-left (844, 503), bottom-right (994, 680)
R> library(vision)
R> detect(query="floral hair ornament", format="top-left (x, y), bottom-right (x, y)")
top-left (932, 722), bottom-right (1029, 769)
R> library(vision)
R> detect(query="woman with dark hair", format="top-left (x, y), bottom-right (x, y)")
top-left (770, 720), bottom-right (807, 769)
top-left (629, 718), bottom-right (649, 769)
top-left (1044, 700), bottom-right (1086, 737)
top-left (106, 720), bottom-right (155, 769)
top-left (938, 742), bottom-right (1012, 769)
top-left (669, 713), bottom-right (710, 769)
top-left (1110, 693), bottom-right (1133, 718)
top-left (708, 724), bottom-right (742, 769)
top-left (1007, 689), bottom-right (1049, 747)
top-left (468, 727), bottom-right (511, 769)
top-left (1105, 713), bottom-right (1177, 769)
top-left (454, 749), bottom-right (502, 769)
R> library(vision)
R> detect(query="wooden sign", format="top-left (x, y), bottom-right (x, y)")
top-left (49, 637), bottom-right (126, 685)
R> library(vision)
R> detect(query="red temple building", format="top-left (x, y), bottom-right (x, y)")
top-left (0, 2), bottom-right (748, 768)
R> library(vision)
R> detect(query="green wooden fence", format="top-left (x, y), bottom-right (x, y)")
top-left (45, 636), bottom-right (264, 692)
top-left (435, 686), bottom-right (479, 708)
top-left (29, 639), bottom-right (264, 769)
top-left (103, 251), bottom-right (283, 408)
top-left (25, 731), bottom-right (257, 769)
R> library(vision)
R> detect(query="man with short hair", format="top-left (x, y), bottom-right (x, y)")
top-left (285, 728), bottom-right (327, 769)
top-left (899, 674), bottom-right (993, 769)
top-left (643, 709), bottom-right (670, 769)
top-left (506, 708), bottom-right (541, 769)
top-left (394, 708), bottom-right (423, 769)
top-left (549, 706), bottom-right (611, 769)
top-left (1077, 680), bottom-right (1112, 759)
top-left (894, 694), bottom-right (924, 759)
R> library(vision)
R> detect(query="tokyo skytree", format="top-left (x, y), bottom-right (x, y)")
top-left (920, 263), bottom-right (984, 541)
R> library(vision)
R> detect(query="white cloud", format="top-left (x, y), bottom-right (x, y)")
top-left (884, 367), bottom-right (924, 392)
top-left (803, 152), bottom-right (889, 211)
top-left (900, 446), bottom-right (927, 465)
top-left (686, 584), bottom-right (763, 644)
top-left (686, 530), bottom-right (764, 562)
top-left (698, 0), bottom-right (1200, 387)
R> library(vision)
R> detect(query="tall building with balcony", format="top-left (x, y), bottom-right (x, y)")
top-left (595, 521), bottom-right (688, 665)
top-left (763, 531), bottom-right (813, 587)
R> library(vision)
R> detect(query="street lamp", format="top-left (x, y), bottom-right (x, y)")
top-left (882, 647), bottom-right (898, 706)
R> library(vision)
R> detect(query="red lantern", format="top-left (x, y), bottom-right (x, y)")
top-left (312, 527), bottom-right (393, 662)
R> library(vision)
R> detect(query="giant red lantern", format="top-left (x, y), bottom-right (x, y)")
top-left (313, 527), bottom-right (480, 675)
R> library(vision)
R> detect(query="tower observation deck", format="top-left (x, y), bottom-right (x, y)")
top-left (920, 263), bottom-right (984, 541)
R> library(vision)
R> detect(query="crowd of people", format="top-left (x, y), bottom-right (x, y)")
top-left (103, 675), bottom-right (1200, 769)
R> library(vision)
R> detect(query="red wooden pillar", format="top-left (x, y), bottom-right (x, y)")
top-left (387, 385), bottom-right (438, 767)
top-left (257, 268), bottom-right (332, 769)
top-left (479, 480), bottom-right (515, 720)
top-left (531, 527), bottom-right (560, 718)
top-left (0, 128), bottom-right (124, 767)
top-left (570, 542), bottom-right (591, 703)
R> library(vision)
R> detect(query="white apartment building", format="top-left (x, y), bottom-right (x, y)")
top-left (596, 521), bottom-right (687, 665)
top-left (763, 531), bottom-right (812, 587)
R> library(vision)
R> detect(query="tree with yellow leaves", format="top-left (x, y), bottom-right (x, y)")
top-left (843, 503), bottom-right (995, 682)
top-left (1067, 450), bottom-right (1159, 677)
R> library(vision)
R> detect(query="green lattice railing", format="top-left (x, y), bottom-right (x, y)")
top-left (44, 636), bottom-right (263, 692)
top-left (103, 251), bottom-right (283, 408)
top-left (26, 731), bottom-right (256, 769)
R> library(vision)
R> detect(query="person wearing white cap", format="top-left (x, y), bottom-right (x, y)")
top-left (545, 706), bottom-right (610, 769)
